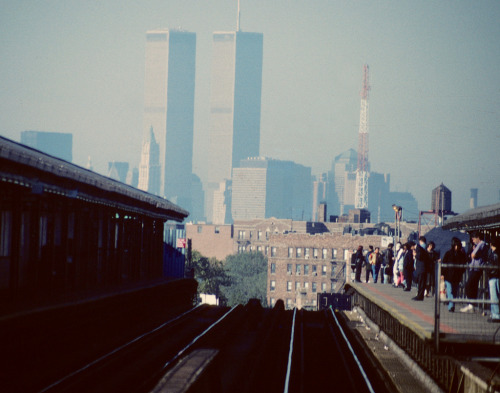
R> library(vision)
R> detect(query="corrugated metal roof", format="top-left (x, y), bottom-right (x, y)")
top-left (0, 136), bottom-right (189, 221)
top-left (442, 203), bottom-right (500, 231)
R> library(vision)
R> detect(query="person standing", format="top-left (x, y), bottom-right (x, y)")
top-left (425, 241), bottom-right (439, 297)
top-left (460, 232), bottom-right (489, 313)
top-left (384, 243), bottom-right (394, 284)
top-left (487, 238), bottom-right (499, 322)
top-left (370, 247), bottom-right (383, 283)
top-left (354, 245), bottom-right (364, 283)
top-left (393, 242), bottom-right (403, 287)
top-left (441, 237), bottom-right (467, 312)
top-left (365, 245), bottom-right (374, 283)
top-left (403, 242), bottom-right (415, 291)
top-left (412, 236), bottom-right (429, 301)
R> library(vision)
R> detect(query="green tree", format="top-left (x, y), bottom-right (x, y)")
top-left (191, 250), bottom-right (229, 304)
top-left (220, 251), bottom-right (268, 307)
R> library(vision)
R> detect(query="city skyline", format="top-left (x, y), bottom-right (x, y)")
top-left (1, 1), bottom-right (499, 217)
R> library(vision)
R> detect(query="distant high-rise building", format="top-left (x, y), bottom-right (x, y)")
top-left (327, 149), bottom-right (357, 216)
top-left (138, 126), bottom-right (161, 195)
top-left (470, 188), bottom-right (478, 209)
top-left (312, 173), bottom-right (328, 221)
top-left (107, 162), bottom-right (129, 183)
top-left (232, 157), bottom-right (312, 221)
top-left (20, 131), bottom-right (72, 162)
top-left (207, 29), bottom-right (263, 222)
top-left (140, 29), bottom-right (196, 209)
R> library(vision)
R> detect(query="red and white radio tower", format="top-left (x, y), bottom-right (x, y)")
top-left (355, 64), bottom-right (370, 209)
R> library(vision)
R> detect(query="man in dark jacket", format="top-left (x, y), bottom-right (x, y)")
top-left (441, 237), bottom-right (467, 312)
top-left (354, 245), bottom-right (364, 283)
top-left (412, 236), bottom-right (430, 301)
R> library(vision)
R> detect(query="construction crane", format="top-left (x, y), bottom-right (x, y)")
top-left (355, 64), bottom-right (370, 209)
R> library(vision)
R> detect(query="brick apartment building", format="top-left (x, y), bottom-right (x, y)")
top-left (267, 232), bottom-right (389, 310)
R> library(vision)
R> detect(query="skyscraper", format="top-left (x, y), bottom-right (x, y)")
top-left (232, 157), bottom-right (312, 221)
top-left (20, 131), bottom-right (72, 162)
top-left (206, 30), bottom-right (263, 223)
top-left (140, 29), bottom-right (196, 210)
top-left (138, 126), bottom-right (161, 195)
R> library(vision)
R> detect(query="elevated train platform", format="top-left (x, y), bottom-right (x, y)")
top-left (347, 281), bottom-right (500, 393)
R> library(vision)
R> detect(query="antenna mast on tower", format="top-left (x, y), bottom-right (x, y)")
top-left (355, 64), bottom-right (370, 209)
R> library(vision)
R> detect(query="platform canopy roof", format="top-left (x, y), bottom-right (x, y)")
top-left (442, 203), bottom-right (500, 232)
top-left (0, 136), bottom-right (189, 222)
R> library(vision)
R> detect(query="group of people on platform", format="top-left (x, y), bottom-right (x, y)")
top-left (351, 231), bottom-right (500, 323)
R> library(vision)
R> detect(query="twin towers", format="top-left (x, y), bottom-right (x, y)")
top-left (138, 27), bottom-right (263, 224)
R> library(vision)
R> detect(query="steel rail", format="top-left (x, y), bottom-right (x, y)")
top-left (161, 305), bottom-right (239, 371)
top-left (38, 305), bottom-right (204, 393)
top-left (328, 307), bottom-right (376, 393)
top-left (283, 308), bottom-right (297, 393)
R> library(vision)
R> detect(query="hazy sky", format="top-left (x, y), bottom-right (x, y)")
top-left (1, 0), bottom-right (499, 218)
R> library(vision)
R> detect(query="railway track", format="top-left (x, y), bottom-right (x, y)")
top-left (5, 300), bottom-right (394, 393)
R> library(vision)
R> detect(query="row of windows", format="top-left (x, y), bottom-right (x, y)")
top-left (287, 247), bottom-right (338, 259)
top-left (269, 298), bottom-right (318, 309)
top-left (269, 263), bottom-right (332, 276)
top-left (269, 280), bottom-right (333, 293)
top-left (238, 230), bottom-right (269, 240)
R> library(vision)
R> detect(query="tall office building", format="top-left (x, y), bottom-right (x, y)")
top-left (327, 149), bottom-right (358, 216)
top-left (232, 157), bottom-right (312, 221)
top-left (138, 126), bottom-right (161, 195)
top-left (206, 30), bottom-right (263, 223)
top-left (20, 131), bottom-right (72, 162)
top-left (140, 29), bottom-right (196, 210)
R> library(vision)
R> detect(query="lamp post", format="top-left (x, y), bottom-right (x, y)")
top-left (392, 204), bottom-right (402, 242)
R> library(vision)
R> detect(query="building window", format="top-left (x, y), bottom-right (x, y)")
top-left (265, 246), bottom-right (269, 255)
top-left (304, 282), bottom-right (309, 291)
top-left (312, 299), bottom-right (317, 307)
top-left (257, 245), bottom-right (262, 252)
top-left (322, 248), bottom-right (327, 259)
top-left (270, 280), bottom-right (276, 291)
top-left (296, 248), bottom-right (302, 258)
top-left (270, 263), bottom-right (276, 274)
top-left (286, 298), bottom-right (293, 309)
top-left (258, 230), bottom-right (262, 240)
top-left (249, 231), bottom-right (253, 239)
top-left (321, 282), bottom-right (327, 292)
top-left (343, 249), bottom-right (349, 260)
top-left (238, 230), bottom-right (245, 240)
top-left (215, 226), bottom-right (220, 234)
top-left (322, 265), bottom-right (327, 276)
top-left (266, 230), bottom-right (270, 240)
top-left (312, 282), bottom-right (317, 293)
top-left (304, 264), bottom-right (309, 275)
top-left (295, 264), bottom-right (301, 275)
top-left (313, 248), bottom-right (318, 258)
top-left (312, 265), bottom-right (317, 275)
top-left (332, 248), bottom-right (337, 258)
top-left (331, 264), bottom-right (335, 277)
top-left (270, 298), bottom-right (276, 307)
top-left (197, 226), bottom-right (203, 233)
top-left (304, 248), bottom-right (310, 259)
top-left (271, 247), bottom-right (276, 257)
top-left (287, 264), bottom-right (292, 275)
top-left (288, 247), bottom-right (293, 258)
top-left (295, 281), bottom-right (301, 291)
top-left (287, 281), bottom-right (292, 292)
top-left (331, 282), bottom-right (336, 291)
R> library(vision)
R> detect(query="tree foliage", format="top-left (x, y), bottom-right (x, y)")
top-left (220, 251), bottom-right (268, 307)
top-left (190, 250), bottom-right (229, 303)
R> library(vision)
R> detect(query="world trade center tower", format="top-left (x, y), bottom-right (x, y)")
top-left (206, 30), bottom-right (263, 223)
top-left (139, 29), bottom-right (196, 211)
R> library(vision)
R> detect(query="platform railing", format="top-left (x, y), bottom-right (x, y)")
top-left (434, 263), bottom-right (500, 352)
